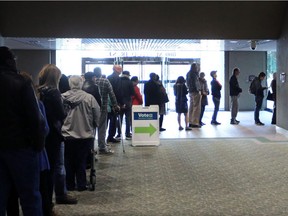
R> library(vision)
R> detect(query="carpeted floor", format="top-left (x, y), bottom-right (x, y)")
top-left (54, 137), bottom-right (288, 216)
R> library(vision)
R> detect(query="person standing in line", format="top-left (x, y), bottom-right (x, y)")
top-left (250, 72), bottom-right (268, 125)
top-left (107, 65), bottom-right (123, 142)
top-left (131, 76), bottom-right (143, 106)
top-left (210, 70), bottom-right (222, 125)
top-left (271, 72), bottom-right (277, 124)
top-left (155, 74), bottom-right (169, 131)
top-left (173, 76), bottom-right (192, 131)
top-left (186, 63), bottom-right (202, 128)
top-left (82, 72), bottom-right (102, 108)
top-left (61, 75), bottom-right (100, 192)
top-left (199, 72), bottom-right (209, 126)
top-left (229, 67), bottom-right (242, 125)
top-left (94, 67), bottom-right (119, 154)
top-left (144, 73), bottom-right (164, 130)
top-left (38, 64), bottom-right (78, 206)
top-left (118, 71), bottom-right (135, 139)
top-left (0, 46), bottom-right (46, 216)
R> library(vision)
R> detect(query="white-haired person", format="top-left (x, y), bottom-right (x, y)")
top-left (61, 75), bottom-right (100, 191)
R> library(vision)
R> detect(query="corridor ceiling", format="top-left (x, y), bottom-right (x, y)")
top-left (0, 1), bottom-right (286, 52)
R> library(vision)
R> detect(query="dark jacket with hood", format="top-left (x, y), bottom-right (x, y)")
top-left (82, 80), bottom-right (102, 107)
top-left (0, 49), bottom-right (45, 151)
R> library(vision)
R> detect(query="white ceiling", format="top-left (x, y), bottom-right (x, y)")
top-left (2, 38), bottom-right (276, 52)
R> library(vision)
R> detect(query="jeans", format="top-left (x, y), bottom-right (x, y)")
top-left (119, 106), bottom-right (132, 135)
top-left (0, 149), bottom-right (42, 216)
top-left (230, 95), bottom-right (239, 120)
top-left (45, 134), bottom-right (67, 202)
top-left (212, 96), bottom-right (220, 122)
top-left (254, 96), bottom-right (264, 123)
top-left (64, 138), bottom-right (93, 190)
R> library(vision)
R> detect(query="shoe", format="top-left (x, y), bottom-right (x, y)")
top-left (179, 126), bottom-right (184, 130)
top-left (115, 134), bottom-right (121, 140)
top-left (160, 128), bottom-right (166, 131)
top-left (56, 194), bottom-right (78, 205)
top-left (99, 149), bottom-right (114, 155)
top-left (230, 120), bottom-right (239, 125)
top-left (188, 124), bottom-right (193, 127)
top-left (211, 121), bottom-right (221, 125)
top-left (235, 120), bottom-right (240, 124)
top-left (200, 122), bottom-right (206, 126)
top-left (107, 138), bottom-right (120, 143)
top-left (255, 122), bottom-right (265, 126)
top-left (191, 124), bottom-right (201, 128)
top-left (126, 134), bottom-right (132, 140)
top-left (185, 127), bottom-right (192, 131)
top-left (77, 186), bottom-right (88, 192)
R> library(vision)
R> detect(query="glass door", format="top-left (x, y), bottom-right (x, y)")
top-left (82, 57), bottom-right (115, 77)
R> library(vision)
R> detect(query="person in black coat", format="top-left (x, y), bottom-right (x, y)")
top-left (82, 72), bottom-right (102, 107)
top-left (210, 70), bottom-right (222, 125)
top-left (229, 67), bottom-right (242, 125)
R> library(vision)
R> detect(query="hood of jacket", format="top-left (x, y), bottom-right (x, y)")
top-left (62, 89), bottom-right (87, 109)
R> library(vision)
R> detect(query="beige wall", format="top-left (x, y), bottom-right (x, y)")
top-left (13, 50), bottom-right (55, 84)
top-left (225, 51), bottom-right (267, 111)
top-left (277, 7), bottom-right (288, 130)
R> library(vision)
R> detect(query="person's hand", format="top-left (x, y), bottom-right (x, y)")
top-left (113, 105), bottom-right (120, 113)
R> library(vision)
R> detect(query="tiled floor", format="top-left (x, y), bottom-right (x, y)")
top-left (159, 110), bottom-right (287, 141)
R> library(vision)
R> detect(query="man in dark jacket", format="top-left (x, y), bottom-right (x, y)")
top-left (82, 72), bottom-right (102, 107)
top-left (107, 65), bottom-right (122, 143)
top-left (229, 67), bottom-right (242, 125)
top-left (0, 46), bottom-right (45, 215)
top-left (118, 71), bottom-right (135, 139)
top-left (252, 72), bottom-right (267, 125)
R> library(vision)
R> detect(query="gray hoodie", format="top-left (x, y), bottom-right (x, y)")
top-left (61, 89), bottom-right (100, 139)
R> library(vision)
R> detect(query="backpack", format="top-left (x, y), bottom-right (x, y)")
top-left (249, 78), bottom-right (257, 95)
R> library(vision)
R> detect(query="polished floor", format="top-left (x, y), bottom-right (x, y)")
top-left (52, 110), bottom-right (288, 216)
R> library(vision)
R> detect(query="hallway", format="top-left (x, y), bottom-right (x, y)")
top-left (53, 111), bottom-right (288, 216)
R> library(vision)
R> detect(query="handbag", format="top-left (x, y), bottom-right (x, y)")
top-left (267, 90), bottom-right (274, 101)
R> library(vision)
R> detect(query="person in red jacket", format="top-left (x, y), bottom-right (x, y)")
top-left (131, 76), bottom-right (143, 105)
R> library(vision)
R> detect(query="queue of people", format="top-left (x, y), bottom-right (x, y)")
top-left (0, 46), bottom-right (276, 215)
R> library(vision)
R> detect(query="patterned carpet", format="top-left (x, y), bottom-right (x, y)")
top-left (55, 138), bottom-right (288, 216)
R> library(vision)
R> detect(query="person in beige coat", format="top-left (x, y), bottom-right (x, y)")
top-left (61, 75), bottom-right (100, 191)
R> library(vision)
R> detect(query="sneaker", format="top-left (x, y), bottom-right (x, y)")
top-left (191, 124), bottom-right (201, 128)
top-left (56, 194), bottom-right (78, 205)
top-left (211, 121), bottom-right (221, 125)
top-left (230, 120), bottom-right (239, 125)
top-left (185, 127), bottom-right (192, 131)
top-left (107, 138), bottom-right (120, 143)
top-left (255, 122), bottom-right (265, 126)
top-left (99, 149), bottom-right (114, 155)
top-left (126, 134), bottom-right (132, 140)
top-left (179, 126), bottom-right (184, 131)
top-left (160, 128), bottom-right (166, 131)
top-left (115, 134), bottom-right (121, 140)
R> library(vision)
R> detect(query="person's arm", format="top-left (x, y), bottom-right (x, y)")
top-left (22, 83), bottom-right (45, 151)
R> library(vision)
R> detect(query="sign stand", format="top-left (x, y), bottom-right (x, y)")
top-left (132, 105), bottom-right (160, 146)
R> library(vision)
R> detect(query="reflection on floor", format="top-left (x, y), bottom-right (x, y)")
top-left (53, 111), bottom-right (288, 216)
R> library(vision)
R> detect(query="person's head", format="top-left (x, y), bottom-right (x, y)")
top-left (59, 74), bottom-right (70, 93)
top-left (190, 62), bottom-right (199, 73)
top-left (258, 72), bottom-right (266, 80)
top-left (0, 46), bottom-right (17, 72)
top-left (68, 75), bottom-right (83, 90)
top-left (199, 72), bottom-right (205, 79)
top-left (149, 72), bottom-right (157, 81)
top-left (84, 72), bottom-right (96, 81)
top-left (93, 67), bottom-right (102, 78)
top-left (131, 76), bottom-right (139, 86)
top-left (233, 67), bottom-right (240, 76)
top-left (176, 76), bottom-right (185, 84)
top-left (210, 70), bottom-right (217, 78)
top-left (38, 64), bottom-right (62, 88)
top-left (113, 65), bottom-right (122, 75)
top-left (122, 71), bottom-right (131, 77)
